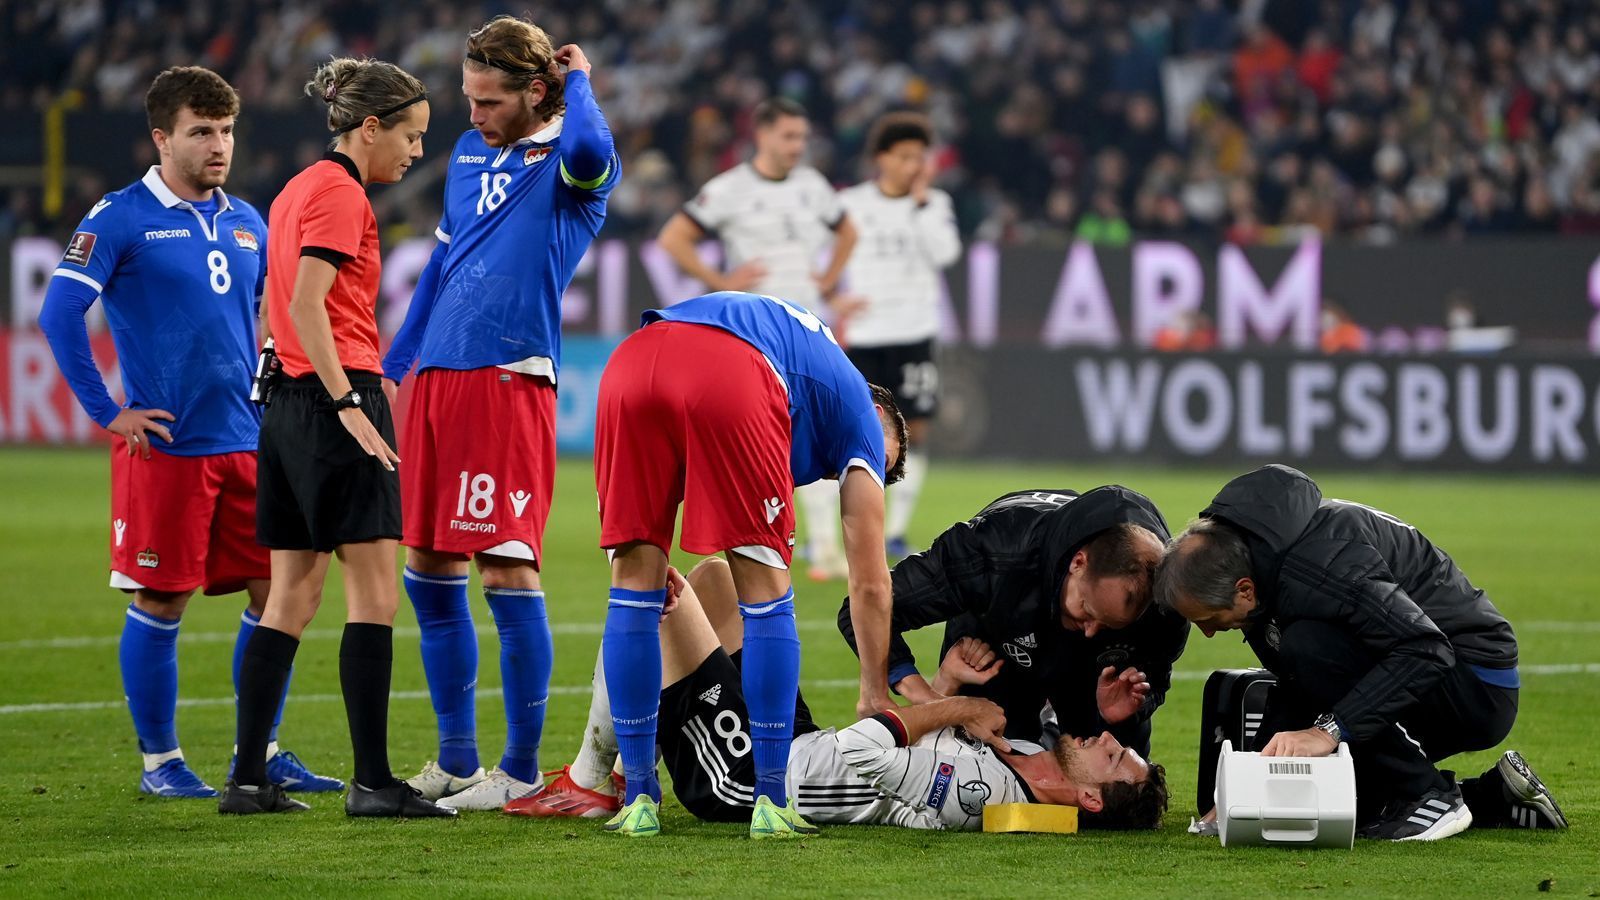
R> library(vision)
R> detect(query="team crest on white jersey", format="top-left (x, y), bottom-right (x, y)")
top-left (699, 684), bottom-right (722, 705)
top-left (524, 147), bottom-right (551, 166)
top-left (114, 518), bottom-right (126, 546)
top-left (508, 490), bottom-right (532, 517)
top-left (232, 225), bottom-right (258, 252)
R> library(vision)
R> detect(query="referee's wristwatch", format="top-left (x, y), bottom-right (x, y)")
top-left (1312, 713), bottom-right (1342, 744)
top-left (332, 389), bottom-right (363, 411)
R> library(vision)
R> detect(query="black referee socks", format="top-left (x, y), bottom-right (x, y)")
top-left (340, 623), bottom-right (396, 789)
top-left (234, 625), bottom-right (301, 787)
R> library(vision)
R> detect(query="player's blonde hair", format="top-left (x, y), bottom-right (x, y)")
top-left (464, 15), bottom-right (564, 121)
top-left (304, 57), bottom-right (427, 137)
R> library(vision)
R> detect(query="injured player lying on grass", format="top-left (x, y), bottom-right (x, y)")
top-left (510, 558), bottom-right (1168, 832)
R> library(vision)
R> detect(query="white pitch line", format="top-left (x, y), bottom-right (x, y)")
top-left (4, 667), bottom-right (1598, 717)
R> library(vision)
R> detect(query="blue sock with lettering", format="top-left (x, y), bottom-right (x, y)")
top-left (405, 568), bottom-right (480, 778)
top-left (740, 588), bottom-right (800, 805)
top-left (604, 587), bottom-right (666, 803)
top-left (486, 587), bottom-right (552, 784)
top-left (234, 608), bottom-right (291, 745)
top-left (120, 604), bottom-right (180, 758)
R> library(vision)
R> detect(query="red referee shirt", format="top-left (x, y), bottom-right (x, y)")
top-left (266, 152), bottom-right (382, 378)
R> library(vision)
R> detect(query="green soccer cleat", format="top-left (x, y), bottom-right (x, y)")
top-left (749, 796), bottom-right (819, 840)
top-left (603, 794), bottom-right (661, 837)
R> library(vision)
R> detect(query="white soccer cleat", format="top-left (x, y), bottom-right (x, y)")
top-left (436, 767), bottom-right (544, 811)
top-left (405, 760), bottom-right (487, 801)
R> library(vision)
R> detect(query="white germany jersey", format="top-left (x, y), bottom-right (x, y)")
top-left (682, 163), bottom-right (844, 309)
top-left (785, 718), bottom-right (1038, 830)
top-left (837, 182), bottom-right (961, 347)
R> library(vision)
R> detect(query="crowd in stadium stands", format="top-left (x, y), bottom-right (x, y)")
top-left (5, 0), bottom-right (1600, 245)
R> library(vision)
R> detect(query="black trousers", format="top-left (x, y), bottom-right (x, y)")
top-left (1256, 620), bottom-right (1517, 821)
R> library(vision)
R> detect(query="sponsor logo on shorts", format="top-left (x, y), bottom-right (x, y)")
top-left (64, 232), bottom-right (97, 266)
top-left (927, 761), bottom-right (955, 810)
top-left (699, 684), bottom-right (722, 705)
top-left (449, 519), bottom-right (498, 534)
top-left (524, 147), bottom-right (550, 166)
top-left (763, 496), bottom-right (785, 524)
top-left (136, 547), bottom-right (159, 568)
top-left (113, 518), bottom-right (126, 547)
top-left (232, 225), bottom-right (259, 252)
top-left (143, 228), bottom-right (192, 240)
top-left (958, 779), bottom-right (992, 816)
top-left (508, 489), bottom-right (532, 517)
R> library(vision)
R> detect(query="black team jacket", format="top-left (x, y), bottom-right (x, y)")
top-left (838, 486), bottom-right (1189, 729)
top-left (1200, 464), bottom-right (1519, 743)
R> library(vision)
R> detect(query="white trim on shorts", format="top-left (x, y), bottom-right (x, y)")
top-left (730, 544), bottom-right (787, 570)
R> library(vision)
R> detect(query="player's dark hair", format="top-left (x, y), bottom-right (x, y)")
top-left (465, 15), bottom-right (565, 122)
top-left (1082, 762), bottom-right (1168, 831)
top-left (870, 383), bottom-right (910, 485)
top-left (305, 57), bottom-right (427, 137)
top-left (1083, 523), bottom-right (1161, 581)
top-left (1153, 517), bottom-right (1252, 613)
top-left (146, 66), bottom-right (239, 134)
top-left (867, 112), bottom-right (933, 157)
top-left (754, 97), bottom-right (808, 128)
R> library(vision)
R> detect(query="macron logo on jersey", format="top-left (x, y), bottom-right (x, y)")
top-left (144, 228), bottom-right (192, 241)
top-left (457, 154), bottom-right (487, 164)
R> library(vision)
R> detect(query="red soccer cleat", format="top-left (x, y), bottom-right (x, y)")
top-left (504, 766), bottom-right (625, 819)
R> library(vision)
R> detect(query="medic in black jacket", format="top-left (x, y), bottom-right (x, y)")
top-left (838, 487), bottom-right (1189, 756)
top-left (1156, 464), bottom-right (1567, 842)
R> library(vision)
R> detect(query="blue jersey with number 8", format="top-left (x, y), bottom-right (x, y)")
top-left (46, 168), bottom-right (266, 455)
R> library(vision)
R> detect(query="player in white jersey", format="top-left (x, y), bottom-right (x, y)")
top-left (513, 559), bottom-right (1168, 831)
top-left (837, 113), bottom-right (962, 559)
top-left (657, 97), bottom-right (859, 583)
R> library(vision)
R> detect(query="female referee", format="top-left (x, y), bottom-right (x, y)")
top-left (220, 57), bottom-right (449, 817)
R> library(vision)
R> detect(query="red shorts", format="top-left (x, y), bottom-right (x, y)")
top-left (401, 366), bottom-right (556, 563)
top-left (596, 322), bottom-right (795, 563)
top-left (109, 444), bottom-right (269, 595)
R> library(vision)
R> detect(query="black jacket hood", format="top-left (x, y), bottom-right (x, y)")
top-left (1200, 464), bottom-right (1321, 606)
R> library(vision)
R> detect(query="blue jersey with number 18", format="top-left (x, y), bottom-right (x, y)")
top-left (643, 291), bottom-right (888, 488)
top-left (47, 167), bottom-right (266, 455)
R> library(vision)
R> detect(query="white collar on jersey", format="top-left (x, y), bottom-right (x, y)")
top-left (141, 166), bottom-right (232, 211)
top-left (512, 115), bottom-right (564, 146)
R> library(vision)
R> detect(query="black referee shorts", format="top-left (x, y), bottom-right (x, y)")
top-left (846, 338), bottom-right (939, 420)
top-left (257, 371), bottom-right (401, 553)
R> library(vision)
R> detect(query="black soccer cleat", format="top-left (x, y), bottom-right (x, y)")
top-left (218, 780), bottom-right (311, 815)
top-left (1496, 750), bottom-right (1568, 829)
top-left (345, 780), bottom-right (459, 818)
top-left (1359, 778), bottom-right (1472, 841)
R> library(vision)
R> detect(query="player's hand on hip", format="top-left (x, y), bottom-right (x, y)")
top-left (1095, 666), bottom-right (1150, 724)
top-left (1261, 727), bottom-right (1337, 758)
top-left (337, 407), bottom-right (400, 471)
top-left (554, 44), bottom-right (591, 77)
top-left (717, 261), bottom-right (767, 293)
top-left (381, 377), bottom-right (399, 408)
top-left (108, 408), bottom-right (175, 459)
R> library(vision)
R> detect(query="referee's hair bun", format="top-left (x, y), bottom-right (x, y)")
top-left (305, 58), bottom-right (363, 106)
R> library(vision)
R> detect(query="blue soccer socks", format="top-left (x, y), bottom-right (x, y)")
top-left (486, 587), bottom-right (553, 785)
top-left (604, 587), bottom-right (667, 804)
top-left (740, 589), bottom-right (800, 805)
top-left (405, 568), bottom-right (480, 778)
top-left (120, 604), bottom-right (180, 760)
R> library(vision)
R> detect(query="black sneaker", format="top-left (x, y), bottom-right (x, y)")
top-left (1496, 750), bottom-right (1568, 829)
top-left (346, 780), bottom-right (459, 818)
top-left (1360, 778), bottom-right (1472, 841)
top-left (219, 780), bottom-right (311, 815)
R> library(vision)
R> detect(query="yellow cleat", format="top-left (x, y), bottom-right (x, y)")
top-left (603, 794), bottom-right (661, 837)
top-left (749, 795), bottom-right (818, 840)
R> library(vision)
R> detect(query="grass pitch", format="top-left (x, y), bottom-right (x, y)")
top-left (0, 448), bottom-right (1596, 898)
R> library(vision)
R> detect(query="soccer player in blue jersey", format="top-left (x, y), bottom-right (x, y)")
top-left (37, 67), bottom-right (339, 798)
top-left (381, 16), bottom-right (619, 810)
top-left (591, 291), bottom-right (907, 837)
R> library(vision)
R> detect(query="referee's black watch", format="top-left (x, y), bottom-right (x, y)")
top-left (332, 389), bottom-right (363, 411)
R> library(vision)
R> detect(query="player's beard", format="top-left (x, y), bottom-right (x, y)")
top-left (1052, 741), bottom-right (1096, 785)
top-left (182, 155), bottom-right (229, 193)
